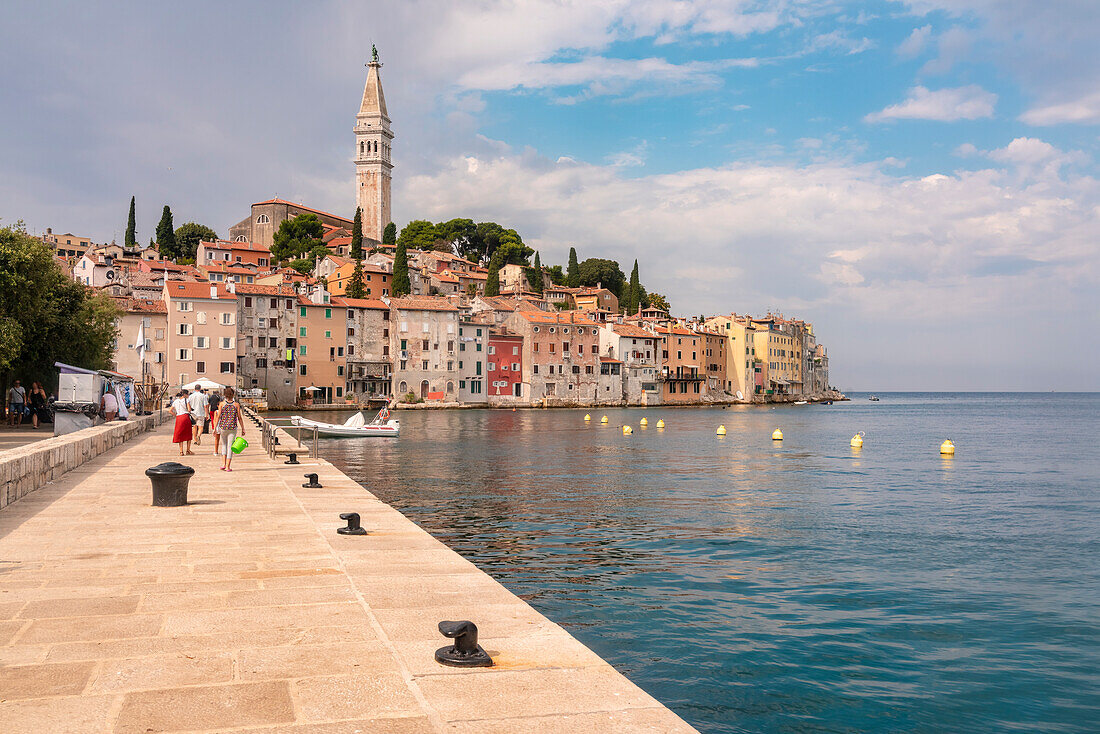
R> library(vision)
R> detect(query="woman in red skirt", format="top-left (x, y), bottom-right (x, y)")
top-left (169, 390), bottom-right (194, 456)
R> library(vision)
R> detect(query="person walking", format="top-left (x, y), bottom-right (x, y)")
top-left (207, 390), bottom-right (223, 455)
top-left (29, 382), bottom-right (48, 429)
top-left (187, 387), bottom-right (208, 446)
top-left (215, 387), bottom-right (246, 471)
top-left (7, 380), bottom-right (26, 427)
top-left (169, 390), bottom-right (193, 456)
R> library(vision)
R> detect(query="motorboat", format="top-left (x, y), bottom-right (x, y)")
top-left (794, 400), bottom-right (808, 405)
top-left (869, 395), bottom-right (880, 401)
top-left (290, 408), bottom-right (399, 437)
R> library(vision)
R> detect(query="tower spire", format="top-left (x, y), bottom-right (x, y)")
top-left (354, 47), bottom-right (393, 242)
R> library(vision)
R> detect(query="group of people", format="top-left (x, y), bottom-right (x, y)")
top-left (169, 386), bottom-right (247, 470)
top-left (6, 380), bottom-right (51, 429)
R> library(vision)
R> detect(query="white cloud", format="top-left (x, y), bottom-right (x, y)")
top-left (897, 25), bottom-right (932, 57)
top-left (1020, 89), bottom-right (1100, 125)
top-left (864, 85), bottom-right (997, 122)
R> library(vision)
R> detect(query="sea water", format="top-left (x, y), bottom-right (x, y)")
top-left (308, 393), bottom-right (1099, 733)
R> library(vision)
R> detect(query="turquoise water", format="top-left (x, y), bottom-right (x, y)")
top-left (304, 394), bottom-right (1100, 733)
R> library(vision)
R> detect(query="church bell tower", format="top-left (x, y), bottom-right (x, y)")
top-left (354, 45), bottom-right (393, 242)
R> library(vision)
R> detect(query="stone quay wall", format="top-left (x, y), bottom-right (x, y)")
top-left (0, 412), bottom-right (167, 511)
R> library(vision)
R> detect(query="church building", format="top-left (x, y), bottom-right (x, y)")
top-left (228, 47), bottom-right (394, 249)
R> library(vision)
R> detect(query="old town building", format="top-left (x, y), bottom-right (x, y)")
top-left (338, 296), bottom-right (392, 402)
top-left (390, 296), bottom-right (459, 401)
top-left (233, 283), bottom-right (300, 408)
top-left (163, 282), bottom-right (238, 388)
top-left (505, 311), bottom-right (601, 406)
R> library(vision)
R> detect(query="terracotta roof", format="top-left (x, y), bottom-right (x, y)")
top-left (390, 296), bottom-right (459, 312)
top-left (659, 325), bottom-right (695, 337)
top-left (111, 296), bottom-right (167, 313)
top-left (200, 239), bottom-right (270, 253)
top-left (164, 282), bottom-right (237, 300)
top-left (233, 283), bottom-right (298, 296)
top-left (433, 273), bottom-right (460, 284)
top-left (252, 199), bottom-right (352, 226)
top-left (611, 324), bottom-right (654, 338)
top-left (326, 236), bottom-right (352, 248)
top-left (516, 311), bottom-right (598, 326)
top-left (324, 255), bottom-right (353, 267)
top-left (600, 357), bottom-right (623, 364)
top-left (331, 297), bottom-right (389, 310)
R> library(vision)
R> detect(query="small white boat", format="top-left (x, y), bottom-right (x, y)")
top-left (794, 400), bottom-right (808, 405)
top-left (291, 408), bottom-right (399, 437)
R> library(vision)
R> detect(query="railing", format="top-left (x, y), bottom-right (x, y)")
top-left (249, 408), bottom-right (319, 460)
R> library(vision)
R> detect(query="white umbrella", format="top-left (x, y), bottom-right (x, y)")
top-left (302, 386), bottom-right (321, 392)
top-left (183, 378), bottom-right (224, 391)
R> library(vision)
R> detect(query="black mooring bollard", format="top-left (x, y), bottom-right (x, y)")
top-left (337, 512), bottom-right (367, 535)
top-left (302, 473), bottom-right (322, 488)
top-left (435, 620), bottom-right (493, 667)
top-left (145, 462), bottom-right (195, 507)
top-left (284, 453), bottom-right (300, 465)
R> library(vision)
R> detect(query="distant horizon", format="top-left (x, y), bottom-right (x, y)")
top-left (2, 1), bottom-right (1098, 391)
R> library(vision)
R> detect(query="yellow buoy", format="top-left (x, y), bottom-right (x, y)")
top-left (656, 419), bottom-right (665, 429)
top-left (717, 425), bottom-right (727, 436)
top-left (640, 417), bottom-right (648, 426)
top-left (584, 414), bottom-right (591, 422)
top-left (600, 416), bottom-right (608, 424)
top-left (772, 428), bottom-right (783, 440)
top-left (940, 439), bottom-right (955, 455)
top-left (851, 431), bottom-right (864, 448)
top-left (623, 425), bottom-right (633, 435)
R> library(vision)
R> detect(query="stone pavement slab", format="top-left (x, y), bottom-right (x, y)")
top-left (0, 422), bottom-right (698, 732)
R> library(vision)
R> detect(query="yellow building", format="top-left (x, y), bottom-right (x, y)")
top-left (750, 318), bottom-right (803, 396)
top-left (703, 315), bottom-right (756, 401)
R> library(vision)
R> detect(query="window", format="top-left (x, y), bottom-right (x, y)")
top-left (220, 362), bottom-right (234, 374)
top-left (221, 312), bottom-right (234, 325)
top-left (178, 323), bottom-right (192, 336)
top-left (325, 330), bottom-right (331, 339)
top-left (422, 360), bottom-right (428, 370)
top-left (513, 363), bottom-right (520, 371)
top-left (299, 345), bottom-right (307, 356)
top-left (533, 364), bottom-right (539, 375)
top-left (512, 346), bottom-right (519, 355)
top-left (258, 336), bottom-right (266, 348)
top-left (155, 329), bottom-right (164, 339)
top-left (257, 214), bottom-right (270, 223)
top-left (476, 343), bottom-right (482, 351)
top-left (195, 336), bottom-right (208, 349)
top-left (176, 301), bottom-right (192, 312)
top-left (177, 348), bottom-right (191, 360)
top-left (300, 365), bottom-right (307, 376)
top-left (489, 346), bottom-right (496, 355)
top-left (256, 358), bottom-right (267, 368)
top-left (585, 365), bottom-right (593, 374)
top-left (244, 297), bottom-right (253, 307)
top-left (400, 321), bottom-right (408, 331)
top-left (533, 343), bottom-right (539, 353)
top-left (476, 362), bottom-right (482, 376)
top-left (325, 308), bottom-right (331, 319)
top-left (196, 312), bottom-right (206, 324)
top-left (592, 344), bottom-right (598, 354)
top-left (447, 341), bottom-right (454, 352)
top-left (221, 337), bottom-right (234, 349)
top-left (422, 339), bottom-right (430, 351)
top-left (572, 365), bottom-right (581, 374)
top-left (300, 327), bottom-right (307, 337)
top-left (196, 361), bottom-right (205, 373)
top-left (489, 363), bottom-right (496, 371)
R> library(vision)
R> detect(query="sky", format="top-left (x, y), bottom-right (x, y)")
top-left (2, 0), bottom-right (1098, 391)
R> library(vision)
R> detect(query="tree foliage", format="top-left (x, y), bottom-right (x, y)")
top-left (0, 226), bottom-right (119, 388)
top-left (174, 222), bottom-right (217, 261)
top-left (125, 196), bottom-right (137, 248)
top-left (575, 258), bottom-right (626, 295)
top-left (647, 292), bottom-right (671, 312)
top-left (547, 265), bottom-right (565, 285)
top-left (392, 239), bottom-right (411, 296)
top-left (624, 260), bottom-right (641, 314)
top-left (155, 205), bottom-right (177, 259)
top-left (350, 207), bottom-right (363, 260)
top-left (437, 218), bottom-right (477, 255)
top-left (382, 221), bottom-right (397, 246)
top-left (271, 214), bottom-right (324, 264)
top-left (484, 251), bottom-right (503, 297)
top-left (396, 220), bottom-right (440, 251)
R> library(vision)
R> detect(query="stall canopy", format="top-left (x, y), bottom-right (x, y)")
top-left (182, 378), bottom-right (224, 391)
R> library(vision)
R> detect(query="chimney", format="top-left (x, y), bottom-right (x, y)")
top-left (210, 285), bottom-right (218, 299)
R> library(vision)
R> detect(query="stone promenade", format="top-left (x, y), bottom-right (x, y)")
top-left (0, 423), bottom-right (696, 733)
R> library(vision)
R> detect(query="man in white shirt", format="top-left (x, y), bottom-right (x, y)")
top-left (187, 387), bottom-right (209, 445)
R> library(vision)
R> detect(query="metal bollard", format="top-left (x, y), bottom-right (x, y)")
top-left (337, 512), bottom-right (367, 535)
top-left (284, 453), bottom-right (300, 465)
top-left (302, 473), bottom-right (322, 488)
top-left (435, 620), bottom-right (493, 667)
top-left (145, 462), bottom-right (195, 507)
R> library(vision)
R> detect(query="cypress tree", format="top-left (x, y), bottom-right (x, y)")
top-left (346, 207), bottom-right (366, 299)
top-left (484, 251), bottom-right (502, 296)
top-left (382, 221), bottom-right (397, 246)
top-left (392, 239), bottom-right (411, 296)
top-left (627, 259), bottom-right (640, 314)
top-left (125, 196), bottom-right (137, 248)
top-left (350, 207), bottom-right (363, 259)
top-left (155, 205), bottom-right (176, 260)
top-left (566, 247), bottom-right (579, 287)
top-left (531, 251), bottom-right (544, 295)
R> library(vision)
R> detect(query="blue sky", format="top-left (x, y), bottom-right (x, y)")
top-left (2, 1), bottom-right (1098, 390)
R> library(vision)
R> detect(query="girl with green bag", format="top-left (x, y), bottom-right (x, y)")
top-left (216, 387), bottom-right (246, 472)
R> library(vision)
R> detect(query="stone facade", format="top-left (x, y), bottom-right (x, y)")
top-left (457, 317), bottom-right (488, 405)
top-left (234, 284), bottom-right (300, 408)
top-left (390, 297), bottom-right (460, 401)
top-left (337, 296), bottom-right (392, 402)
top-left (505, 310), bottom-right (601, 406)
top-left (598, 322), bottom-right (660, 405)
top-left (228, 200), bottom-right (354, 250)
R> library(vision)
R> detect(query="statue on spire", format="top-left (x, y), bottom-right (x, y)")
top-left (372, 44), bottom-right (378, 63)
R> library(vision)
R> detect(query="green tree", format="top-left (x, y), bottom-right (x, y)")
top-left (647, 292), bottom-right (671, 312)
top-left (566, 247), bottom-right (579, 287)
top-left (548, 264), bottom-right (565, 285)
top-left (174, 222), bottom-right (217, 261)
top-left (576, 258), bottom-right (626, 294)
top-left (436, 218), bottom-right (478, 256)
top-left (346, 207), bottom-right (366, 299)
top-left (625, 259), bottom-right (640, 314)
top-left (0, 226), bottom-right (119, 389)
top-left (125, 196), bottom-right (136, 248)
top-left (529, 251), bottom-right (544, 295)
top-left (484, 250), bottom-right (503, 297)
top-left (155, 205), bottom-right (176, 259)
top-left (382, 221), bottom-right (397, 246)
top-left (350, 207), bottom-right (363, 259)
top-left (271, 213), bottom-right (324, 263)
top-left (392, 238), bottom-right (411, 296)
top-left (397, 220), bottom-right (441, 251)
